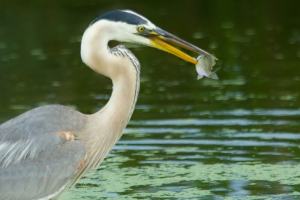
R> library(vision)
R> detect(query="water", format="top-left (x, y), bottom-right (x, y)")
top-left (1, 0), bottom-right (300, 199)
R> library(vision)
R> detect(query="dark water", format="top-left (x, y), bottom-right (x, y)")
top-left (1, 0), bottom-right (300, 199)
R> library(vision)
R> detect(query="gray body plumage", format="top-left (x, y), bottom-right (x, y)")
top-left (0, 105), bottom-right (86, 165)
top-left (0, 105), bottom-right (87, 199)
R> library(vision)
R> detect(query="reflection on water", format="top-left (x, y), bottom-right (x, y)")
top-left (1, 0), bottom-right (300, 199)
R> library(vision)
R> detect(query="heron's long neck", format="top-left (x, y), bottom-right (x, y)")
top-left (86, 65), bottom-right (139, 159)
top-left (92, 64), bottom-right (139, 139)
top-left (78, 26), bottom-right (140, 173)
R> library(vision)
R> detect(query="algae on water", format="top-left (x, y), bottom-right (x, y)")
top-left (62, 157), bottom-right (300, 199)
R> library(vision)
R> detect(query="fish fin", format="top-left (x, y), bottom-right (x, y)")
top-left (211, 54), bottom-right (218, 61)
top-left (197, 75), bottom-right (203, 80)
top-left (197, 54), bottom-right (204, 60)
top-left (213, 67), bottom-right (220, 73)
top-left (209, 72), bottom-right (219, 80)
top-left (210, 55), bottom-right (216, 66)
top-left (208, 67), bottom-right (220, 79)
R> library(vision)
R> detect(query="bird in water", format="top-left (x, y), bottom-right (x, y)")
top-left (0, 10), bottom-right (215, 199)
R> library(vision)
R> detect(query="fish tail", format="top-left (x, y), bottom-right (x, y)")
top-left (208, 67), bottom-right (220, 79)
top-left (197, 75), bottom-right (203, 80)
top-left (209, 72), bottom-right (219, 80)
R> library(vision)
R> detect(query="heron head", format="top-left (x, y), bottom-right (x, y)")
top-left (89, 10), bottom-right (213, 64)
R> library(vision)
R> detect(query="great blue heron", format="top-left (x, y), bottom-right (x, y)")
top-left (0, 10), bottom-right (214, 199)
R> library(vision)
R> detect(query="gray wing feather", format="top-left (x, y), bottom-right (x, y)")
top-left (0, 105), bottom-right (86, 167)
top-left (0, 131), bottom-right (66, 167)
top-left (0, 140), bottom-right (86, 200)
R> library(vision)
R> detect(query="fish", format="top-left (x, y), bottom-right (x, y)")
top-left (195, 54), bottom-right (219, 80)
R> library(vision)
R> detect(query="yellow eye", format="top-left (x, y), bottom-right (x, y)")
top-left (138, 26), bottom-right (145, 32)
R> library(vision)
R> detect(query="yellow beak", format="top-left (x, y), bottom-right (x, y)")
top-left (146, 27), bottom-right (216, 64)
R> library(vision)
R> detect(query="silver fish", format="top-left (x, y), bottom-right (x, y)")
top-left (196, 54), bottom-right (219, 80)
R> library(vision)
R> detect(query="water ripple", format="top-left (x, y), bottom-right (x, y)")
top-left (130, 119), bottom-right (292, 126)
top-left (192, 109), bottom-right (300, 116)
top-left (118, 139), bottom-right (295, 147)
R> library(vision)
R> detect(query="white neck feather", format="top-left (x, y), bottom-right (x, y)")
top-left (77, 21), bottom-right (140, 178)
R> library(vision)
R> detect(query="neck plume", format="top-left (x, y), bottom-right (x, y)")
top-left (72, 22), bottom-right (140, 184)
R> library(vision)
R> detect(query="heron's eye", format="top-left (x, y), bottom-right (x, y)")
top-left (137, 26), bottom-right (145, 32)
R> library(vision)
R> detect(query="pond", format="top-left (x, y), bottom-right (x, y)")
top-left (1, 0), bottom-right (300, 199)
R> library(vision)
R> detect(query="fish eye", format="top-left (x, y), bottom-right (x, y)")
top-left (137, 26), bottom-right (145, 32)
